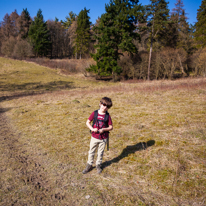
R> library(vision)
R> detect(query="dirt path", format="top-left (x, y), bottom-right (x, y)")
top-left (0, 105), bottom-right (74, 206)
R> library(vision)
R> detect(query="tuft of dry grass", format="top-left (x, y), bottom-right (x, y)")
top-left (0, 57), bottom-right (206, 205)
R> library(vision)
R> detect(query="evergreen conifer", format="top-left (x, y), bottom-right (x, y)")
top-left (61, 11), bottom-right (76, 29)
top-left (28, 9), bottom-right (51, 56)
top-left (88, 0), bottom-right (142, 78)
top-left (195, 0), bottom-right (206, 48)
top-left (75, 8), bottom-right (91, 59)
top-left (146, 0), bottom-right (169, 80)
top-left (18, 8), bottom-right (32, 39)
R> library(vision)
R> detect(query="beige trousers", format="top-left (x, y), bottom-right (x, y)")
top-left (87, 136), bottom-right (107, 165)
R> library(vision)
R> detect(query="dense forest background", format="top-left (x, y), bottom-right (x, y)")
top-left (0, 0), bottom-right (206, 80)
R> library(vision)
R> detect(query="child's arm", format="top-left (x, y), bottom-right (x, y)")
top-left (99, 125), bottom-right (113, 134)
top-left (86, 119), bottom-right (98, 133)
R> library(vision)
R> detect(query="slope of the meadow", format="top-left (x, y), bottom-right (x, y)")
top-left (0, 57), bottom-right (206, 205)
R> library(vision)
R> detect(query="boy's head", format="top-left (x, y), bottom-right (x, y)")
top-left (100, 97), bottom-right (112, 109)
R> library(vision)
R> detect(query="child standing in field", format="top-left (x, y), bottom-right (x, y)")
top-left (82, 97), bottom-right (113, 174)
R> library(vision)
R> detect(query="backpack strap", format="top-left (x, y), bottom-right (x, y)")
top-left (92, 110), bottom-right (98, 127)
top-left (103, 111), bottom-right (109, 128)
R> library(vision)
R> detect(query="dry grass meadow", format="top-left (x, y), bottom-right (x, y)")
top-left (0, 57), bottom-right (206, 206)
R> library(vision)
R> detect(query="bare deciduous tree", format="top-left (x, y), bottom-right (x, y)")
top-left (1, 36), bottom-right (16, 56)
top-left (67, 20), bottom-right (77, 58)
top-left (47, 20), bottom-right (66, 58)
top-left (191, 48), bottom-right (206, 77)
top-left (13, 39), bottom-right (33, 59)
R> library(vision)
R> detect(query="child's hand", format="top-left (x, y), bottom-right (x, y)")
top-left (99, 129), bottom-right (104, 134)
top-left (93, 128), bottom-right (98, 133)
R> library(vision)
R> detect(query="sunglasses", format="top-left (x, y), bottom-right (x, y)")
top-left (101, 102), bottom-right (110, 108)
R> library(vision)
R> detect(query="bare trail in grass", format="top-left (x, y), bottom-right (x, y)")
top-left (0, 106), bottom-right (75, 205)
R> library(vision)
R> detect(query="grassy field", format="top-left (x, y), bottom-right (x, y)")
top-left (0, 57), bottom-right (206, 205)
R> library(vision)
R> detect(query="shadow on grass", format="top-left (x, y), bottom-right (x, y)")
top-left (0, 81), bottom-right (74, 102)
top-left (0, 107), bottom-right (13, 113)
top-left (102, 140), bottom-right (155, 169)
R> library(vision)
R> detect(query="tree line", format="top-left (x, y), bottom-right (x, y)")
top-left (0, 0), bottom-right (206, 80)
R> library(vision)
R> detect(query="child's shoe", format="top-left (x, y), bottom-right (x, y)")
top-left (82, 164), bottom-right (92, 174)
top-left (96, 165), bottom-right (102, 174)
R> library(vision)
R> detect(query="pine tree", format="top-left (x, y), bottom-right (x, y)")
top-left (88, 0), bottom-right (142, 78)
top-left (18, 8), bottom-right (32, 39)
top-left (146, 0), bottom-right (169, 80)
top-left (28, 9), bottom-right (51, 56)
top-left (75, 8), bottom-right (91, 59)
top-left (61, 11), bottom-right (76, 29)
top-left (169, 0), bottom-right (193, 75)
top-left (171, 0), bottom-right (191, 52)
top-left (195, 0), bottom-right (206, 48)
top-left (160, 13), bottom-right (179, 48)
